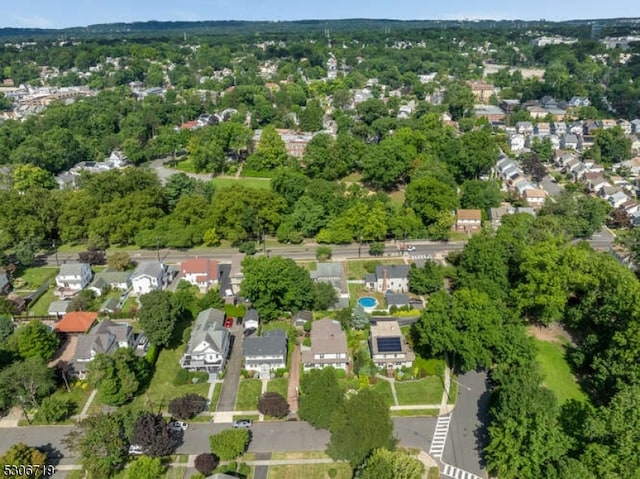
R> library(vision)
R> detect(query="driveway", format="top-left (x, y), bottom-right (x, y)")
top-left (216, 323), bottom-right (244, 412)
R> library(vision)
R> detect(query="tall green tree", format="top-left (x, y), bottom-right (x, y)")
top-left (138, 290), bottom-right (179, 347)
top-left (361, 448), bottom-right (424, 479)
top-left (299, 367), bottom-right (344, 429)
top-left (16, 321), bottom-right (59, 361)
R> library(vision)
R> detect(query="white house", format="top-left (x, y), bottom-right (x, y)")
top-left (55, 263), bottom-right (93, 292)
top-left (131, 261), bottom-right (167, 295)
top-left (244, 309), bottom-right (259, 331)
top-left (180, 309), bottom-right (230, 374)
top-left (510, 134), bottom-right (526, 152)
top-left (365, 265), bottom-right (410, 293)
top-left (179, 258), bottom-right (219, 292)
top-left (87, 269), bottom-right (131, 296)
top-left (243, 330), bottom-right (287, 377)
top-left (369, 320), bottom-right (415, 369)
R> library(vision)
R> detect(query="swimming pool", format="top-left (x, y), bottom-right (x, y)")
top-left (358, 296), bottom-right (378, 309)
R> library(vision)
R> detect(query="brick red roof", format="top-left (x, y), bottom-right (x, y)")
top-left (180, 258), bottom-right (218, 281)
top-left (54, 312), bottom-right (98, 333)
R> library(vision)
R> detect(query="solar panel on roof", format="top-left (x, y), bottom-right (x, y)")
top-left (377, 337), bottom-right (402, 353)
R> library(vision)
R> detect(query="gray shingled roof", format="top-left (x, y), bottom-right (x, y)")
top-left (375, 264), bottom-right (410, 280)
top-left (310, 262), bottom-right (344, 280)
top-left (48, 300), bottom-right (70, 314)
top-left (244, 330), bottom-right (287, 358)
top-left (245, 309), bottom-right (259, 322)
top-left (58, 263), bottom-right (89, 276)
top-left (132, 261), bottom-right (165, 279)
top-left (184, 309), bottom-right (228, 356)
top-left (385, 293), bottom-right (410, 306)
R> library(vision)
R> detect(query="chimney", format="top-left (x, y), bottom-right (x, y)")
top-left (382, 268), bottom-right (387, 292)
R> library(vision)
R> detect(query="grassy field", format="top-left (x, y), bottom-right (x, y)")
top-left (28, 287), bottom-right (57, 316)
top-left (388, 189), bottom-right (405, 206)
top-left (371, 380), bottom-right (396, 407)
top-left (130, 346), bottom-right (209, 412)
top-left (211, 176), bottom-right (271, 190)
top-left (534, 339), bottom-right (587, 404)
top-left (267, 463), bottom-right (352, 479)
top-left (267, 378), bottom-right (289, 398)
top-left (271, 451), bottom-right (331, 460)
top-left (395, 377), bottom-right (444, 405)
top-left (15, 267), bottom-right (58, 290)
top-left (235, 379), bottom-right (262, 410)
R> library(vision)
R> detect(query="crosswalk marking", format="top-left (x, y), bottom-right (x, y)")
top-left (442, 463), bottom-right (483, 479)
top-left (410, 254), bottom-right (431, 260)
top-left (428, 414), bottom-right (451, 458)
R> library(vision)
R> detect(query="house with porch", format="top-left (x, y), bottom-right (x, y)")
top-left (301, 318), bottom-right (349, 371)
top-left (243, 330), bottom-right (287, 377)
top-left (365, 265), bottom-right (410, 293)
top-left (55, 263), bottom-right (93, 293)
top-left (369, 320), bottom-right (415, 370)
top-left (131, 261), bottom-right (168, 296)
top-left (453, 209), bottom-right (482, 234)
top-left (180, 309), bottom-right (230, 374)
top-left (179, 258), bottom-right (220, 292)
top-left (73, 319), bottom-right (135, 378)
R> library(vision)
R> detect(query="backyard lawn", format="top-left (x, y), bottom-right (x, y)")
top-left (130, 346), bottom-right (209, 412)
top-left (395, 377), bottom-right (443, 405)
top-left (15, 267), bottom-right (58, 290)
top-left (267, 463), bottom-right (352, 479)
top-left (211, 176), bottom-right (271, 190)
top-left (235, 379), bottom-right (262, 410)
top-left (370, 380), bottom-right (396, 407)
top-left (534, 338), bottom-right (587, 404)
top-left (28, 287), bottom-right (57, 316)
top-left (267, 378), bottom-right (289, 398)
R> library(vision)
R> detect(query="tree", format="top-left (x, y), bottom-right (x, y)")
top-left (408, 261), bottom-right (445, 295)
top-left (369, 242), bottom-right (385, 256)
top-left (361, 448), bottom-right (425, 479)
top-left (78, 249), bottom-right (106, 265)
top-left (299, 368), bottom-right (344, 429)
top-left (194, 453), bottom-right (219, 475)
top-left (0, 316), bottom-right (15, 343)
top-left (299, 100), bottom-right (324, 131)
top-left (360, 137), bottom-right (414, 190)
top-left (0, 443), bottom-right (47, 479)
top-left (88, 348), bottom-right (151, 406)
top-left (444, 81), bottom-right (474, 120)
top-left (131, 412), bottom-right (176, 457)
top-left (257, 392), bottom-right (290, 418)
top-left (12, 164), bottom-right (56, 191)
top-left (209, 429), bottom-right (250, 460)
top-left (240, 256), bottom-right (314, 321)
top-left (351, 305), bottom-right (370, 330)
top-left (138, 290), bottom-right (179, 347)
top-left (69, 290), bottom-right (95, 312)
top-left (312, 282), bottom-right (338, 311)
top-left (125, 456), bottom-right (166, 479)
top-left (14, 237), bottom-right (39, 268)
top-left (34, 396), bottom-right (75, 424)
top-left (164, 173), bottom-right (198, 209)
top-left (405, 176), bottom-right (459, 227)
top-left (168, 394), bottom-right (208, 420)
top-left (315, 246), bottom-right (332, 261)
top-left (16, 321), bottom-right (59, 361)
top-left (592, 127), bottom-right (632, 165)
top-left (106, 252), bottom-right (134, 271)
top-left (460, 179), bottom-right (502, 210)
top-left (327, 388), bottom-right (397, 467)
top-left (248, 125), bottom-right (288, 170)
top-left (63, 413), bottom-right (129, 478)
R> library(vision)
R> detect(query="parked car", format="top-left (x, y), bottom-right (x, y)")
top-left (232, 419), bottom-right (253, 428)
top-left (128, 445), bottom-right (144, 455)
top-left (168, 421), bottom-right (188, 431)
top-left (407, 245), bottom-right (416, 252)
top-left (224, 317), bottom-right (233, 328)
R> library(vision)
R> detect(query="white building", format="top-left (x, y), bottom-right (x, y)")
top-left (55, 263), bottom-right (93, 292)
top-left (180, 309), bottom-right (230, 374)
top-left (131, 261), bottom-right (167, 295)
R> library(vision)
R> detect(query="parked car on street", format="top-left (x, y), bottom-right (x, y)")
top-left (168, 421), bottom-right (189, 431)
top-left (232, 419), bottom-right (253, 428)
top-left (224, 317), bottom-right (233, 328)
top-left (128, 445), bottom-right (145, 455)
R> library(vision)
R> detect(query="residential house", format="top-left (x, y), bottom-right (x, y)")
top-left (369, 320), bottom-right (415, 369)
top-left (0, 270), bottom-right (10, 295)
top-left (526, 105), bottom-right (548, 119)
top-left (568, 121), bottom-right (584, 135)
top-left (100, 297), bottom-right (121, 314)
top-left (243, 330), bottom-right (287, 377)
top-left (584, 172), bottom-right (610, 193)
top-left (55, 263), bottom-right (93, 292)
top-left (535, 123), bottom-right (551, 135)
top-left (54, 311), bottom-right (99, 334)
top-left (385, 292), bottom-right (410, 309)
top-left (599, 186), bottom-right (630, 208)
top-left (553, 122), bottom-right (567, 135)
top-left (523, 188), bottom-right (546, 210)
top-left (568, 96), bottom-right (591, 108)
top-left (365, 265), bottom-right (410, 293)
top-left (180, 308), bottom-right (230, 374)
top-left (580, 135), bottom-right (595, 150)
top-left (618, 119), bottom-right (633, 135)
top-left (554, 150), bottom-right (576, 169)
top-left (495, 155), bottom-right (518, 178)
top-left (601, 119), bottom-right (617, 130)
top-left (301, 318), bottom-right (349, 371)
top-left (474, 105), bottom-right (505, 122)
top-left (510, 134), bottom-right (526, 152)
top-left (488, 205), bottom-right (515, 229)
top-left (515, 121), bottom-right (534, 135)
top-left (620, 200), bottom-right (640, 216)
top-left (73, 319), bottom-right (135, 378)
top-left (514, 178), bottom-right (536, 196)
top-left (180, 258), bottom-right (219, 292)
top-left (131, 261), bottom-right (167, 295)
top-left (453, 209), bottom-right (482, 234)
top-left (499, 99), bottom-right (520, 113)
top-left (310, 263), bottom-right (349, 309)
top-left (244, 308), bottom-right (259, 331)
top-left (47, 300), bottom-right (70, 318)
top-left (294, 310), bottom-right (313, 328)
top-left (87, 269), bottom-right (131, 296)
top-left (466, 80), bottom-right (494, 104)
top-left (584, 120), bottom-right (601, 135)
top-left (561, 134), bottom-right (579, 150)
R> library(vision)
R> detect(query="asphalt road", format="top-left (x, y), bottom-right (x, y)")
top-left (442, 370), bottom-right (490, 477)
top-left (44, 241), bottom-right (467, 266)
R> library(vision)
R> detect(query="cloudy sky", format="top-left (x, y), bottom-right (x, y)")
top-left (3, 0), bottom-right (638, 29)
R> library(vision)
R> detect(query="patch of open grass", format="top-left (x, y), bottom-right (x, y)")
top-left (209, 382), bottom-right (223, 411)
top-left (345, 258), bottom-right (404, 280)
top-left (212, 176), bottom-right (272, 189)
top-left (391, 408), bottom-right (439, 417)
top-left (267, 377), bottom-right (289, 398)
top-left (395, 377), bottom-right (444, 406)
top-left (427, 466), bottom-right (441, 479)
top-left (235, 379), bottom-right (262, 410)
top-left (30, 383), bottom-right (93, 425)
top-left (370, 380), bottom-right (396, 407)
top-left (27, 287), bottom-right (57, 316)
top-left (267, 463), bottom-right (352, 479)
top-left (388, 189), bottom-right (405, 206)
top-left (271, 451), bottom-right (331, 460)
top-left (534, 339), bottom-right (587, 404)
top-left (232, 413), bottom-right (259, 422)
top-left (15, 267), bottom-right (58, 290)
top-left (174, 158), bottom-right (198, 173)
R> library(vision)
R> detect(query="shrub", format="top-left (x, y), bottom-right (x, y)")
top-left (303, 321), bottom-right (312, 333)
top-left (369, 242), bottom-right (385, 256)
top-left (145, 344), bottom-right (159, 365)
top-left (303, 337), bottom-right (311, 347)
top-left (209, 429), bottom-right (250, 460)
top-left (275, 368), bottom-right (288, 378)
top-left (34, 396), bottom-right (75, 424)
top-left (194, 453), bottom-right (219, 475)
top-left (238, 241), bottom-right (256, 255)
top-left (258, 392), bottom-right (290, 418)
top-left (316, 246), bottom-right (332, 261)
top-left (168, 394), bottom-right (208, 420)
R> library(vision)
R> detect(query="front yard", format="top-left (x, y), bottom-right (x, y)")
top-left (14, 267), bottom-right (58, 290)
top-left (267, 463), bottom-right (352, 479)
top-left (395, 377), bottom-right (444, 405)
top-left (370, 380), bottom-right (396, 407)
top-left (235, 379), bottom-right (262, 410)
top-left (267, 377), bottom-right (289, 398)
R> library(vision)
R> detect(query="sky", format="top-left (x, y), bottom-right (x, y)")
top-left (3, 0), bottom-right (639, 29)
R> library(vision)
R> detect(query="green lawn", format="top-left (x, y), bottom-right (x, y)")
top-left (267, 463), bottom-right (352, 479)
top-left (14, 267), bottom-right (58, 290)
top-left (267, 378), bottom-right (289, 398)
top-left (395, 377), bottom-right (444, 405)
top-left (345, 259), bottom-right (404, 280)
top-left (391, 409), bottom-right (439, 417)
top-left (534, 339), bottom-right (587, 404)
top-left (235, 379), bottom-right (262, 410)
top-left (209, 382), bottom-right (223, 411)
top-left (261, 320), bottom-right (290, 334)
top-left (31, 383), bottom-right (92, 425)
top-left (130, 346), bottom-right (209, 412)
top-left (211, 176), bottom-right (272, 190)
top-left (28, 287), bottom-right (57, 316)
top-left (174, 157), bottom-right (198, 173)
top-left (371, 380), bottom-right (396, 407)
